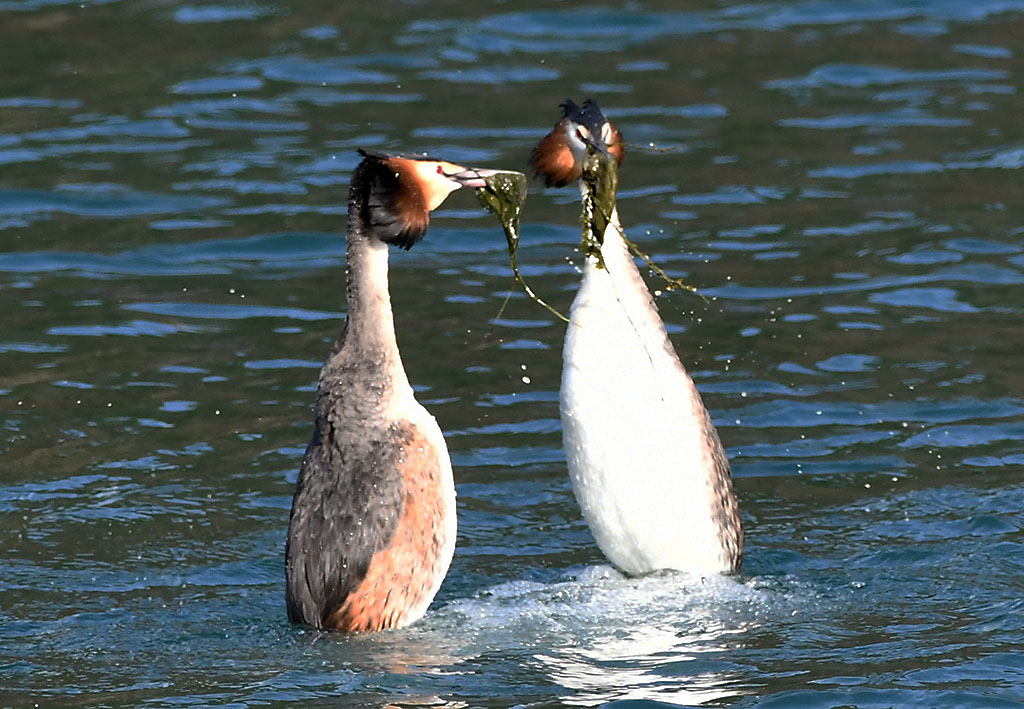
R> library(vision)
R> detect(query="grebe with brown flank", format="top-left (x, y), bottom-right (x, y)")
top-left (285, 149), bottom-right (504, 632)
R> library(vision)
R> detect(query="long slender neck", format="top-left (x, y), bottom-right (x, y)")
top-left (586, 206), bottom-right (643, 287)
top-left (344, 227), bottom-right (397, 350)
top-left (595, 207), bottom-right (631, 268)
top-left (327, 190), bottom-right (410, 395)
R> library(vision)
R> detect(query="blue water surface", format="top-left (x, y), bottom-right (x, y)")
top-left (1, 0), bottom-right (1024, 706)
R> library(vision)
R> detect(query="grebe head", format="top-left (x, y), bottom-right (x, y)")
top-left (354, 149), bottom-right (500, 250)
top-left (529, 98), bottom-right (624, 188)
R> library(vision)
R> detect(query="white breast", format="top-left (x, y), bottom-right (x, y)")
top-left (559, 220), bottom-right (740, 577)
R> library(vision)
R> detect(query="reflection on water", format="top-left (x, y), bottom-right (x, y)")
top-left (531, 576), bottom-right (751, 706)
top-left (540, 636), bottom-right (739, 707)
top-left (3, 0), bottom-right (1024, 706)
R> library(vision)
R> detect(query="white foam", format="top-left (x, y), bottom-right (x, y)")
top-left (443, 566), bottom-right (763, 638)
top-left (398, 566), bottom-right (817, 704)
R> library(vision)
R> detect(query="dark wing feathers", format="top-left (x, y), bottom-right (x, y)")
top-left (285, 415), bottom-right (408, 628)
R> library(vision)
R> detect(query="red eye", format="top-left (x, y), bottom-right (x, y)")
top-left (436, 165), bottom-right (443, 174)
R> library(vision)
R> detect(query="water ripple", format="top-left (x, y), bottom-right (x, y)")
top-left (726, 396), bottom-right (1024, 429)
top-left (0, 185), bottom-right (228, 221)
top-left (235, 56), bottom-right (397, 86)
top-left (0, 233), bottom-right (346, 277)
top-left (705, 264), bottom-right (1024, 301)
top-left (174, 4), bottom-right (277, 23)
top-left (781, 109), bottom-right (971, 129)
top-left (765, 63), bottom-right (1008, 90)
top-left (124, 302), bottom-right (341, 322)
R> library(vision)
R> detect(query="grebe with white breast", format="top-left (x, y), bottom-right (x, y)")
top-left (530, 100), bottom-right (743, 577)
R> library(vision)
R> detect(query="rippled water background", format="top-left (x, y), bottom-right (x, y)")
top-left (3, 1), bottom-right (1024, 706)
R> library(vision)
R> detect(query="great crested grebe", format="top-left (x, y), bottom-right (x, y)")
top-left (530, 100), bottom-right (743, 577)
top-left (285, 149), bottom-right (501, 632)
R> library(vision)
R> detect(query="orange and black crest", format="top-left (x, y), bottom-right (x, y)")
top-left (353, 149), bottom-right (431, 250)
top-left (529, 99), bottom-right (624, 188)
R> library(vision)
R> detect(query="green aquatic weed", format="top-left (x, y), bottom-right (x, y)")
top-left (581, 145), bottom-right (696, 294)
top-left (475, 171), bottom-right (569, 323)
top-left (580, 148), bottom-right (616, 268)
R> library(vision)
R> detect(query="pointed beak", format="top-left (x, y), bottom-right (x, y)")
top-left (444, 166), bottom-right (507, 189)
top-left (578, 130), bottom-right (611, 158)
